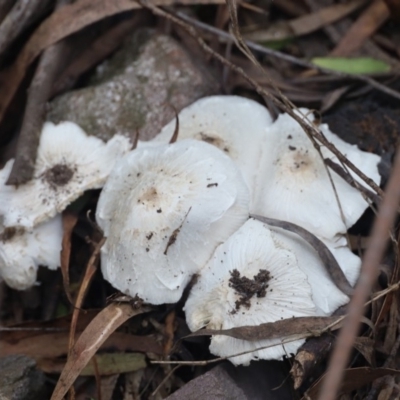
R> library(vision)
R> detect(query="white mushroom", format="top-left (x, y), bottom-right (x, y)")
top-left (0, 215), bottom-right (62, 290)
top-left (0, 121), bottom-right (132, 229)
top-left (97, 139), bottom-right (250, 305)
top-left (268, 225), bottom-right (361, 315)
top-left (253, 110), bottom-right (381, 240)
top-left (151, 95), bottom-right (273, 208)
top-left (184, 218), bottom-right (317, 365)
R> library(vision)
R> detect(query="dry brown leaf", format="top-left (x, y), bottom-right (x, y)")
top-left (60, 211), bottom-right (78, 304)
top-left (304, 367), bottom-right (400, 399)
top-left (51, 302), bottom-right (151, 400)
top-left (382, 298), bottom-right (399, 354)
top-left (244, 0), bottom-right (367, 42)
top-left (384, 0), bottom-right (400, 21)
top-left (164, 310), bottom-right (176, 356)
top-left (68, 237), bottom-right (105, 353)
top-left (331, 0), bottom-right (390, 57)
top-left (188, 316), bottom-right (341, 342)
top-left (0, 331), bottom-right (163, 359)
top-left (0, 0), bottom-right (224, 125)
top-left (375, 239), bottom-right (400, 327)
top-left (353, 336), bottom-right (375, 365)
top-left (38, 352), bottom-right (146, 375)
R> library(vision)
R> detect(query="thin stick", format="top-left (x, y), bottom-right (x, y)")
top-left (173, 10), bottom-right (400, 101)
top-left (251, 214), bottom-right (353, 296)
top-left (324, 158), bottom-right (381, 204)
top-left (140, 1), bottom-right (384, 198)
top-left (318, 146), bottom-right (400, 400)
top-left (149, 282), bottom-right (400, 367)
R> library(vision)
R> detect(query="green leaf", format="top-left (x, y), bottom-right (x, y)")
top-left (260, 38), bottom-right (293, 50)
top-left (81, 353), bottom-right (146, 376)
top-left (311, 57), bottom-right (390, 74)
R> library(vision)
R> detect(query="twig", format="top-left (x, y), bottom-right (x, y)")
top-left (143, 2), bottom-right (384, 201)
top-left (150, 282), bottom-right (400, 367)
top-left (151, 365), bottom-right (181, 397)
top-left (318, 146), bottom-right (400, 400)
top-left (251, 215), bottom-right (354, 296)
top-left (0, 0), bottom-right (51, 59)
top-left (225, 0), bottom-right (352, 234)
top-left (6, 0), bottom-right (71, 185)
top-left (324, 158), bottom-right (381, 204)
top-left (68, 236), bottom-right (106, 352)
top-left (173, 10), bottom-right (400, 101)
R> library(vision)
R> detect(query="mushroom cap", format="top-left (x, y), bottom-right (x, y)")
top-left (97, 139), bottom-right (250, 305)
top-left (0, 215), bottom-right (62, 290)
top-left (151, 95), bottom-right (273, 208)
top-left (269, 226), bottom-right (361, 315)
top-left (252, 110), bottom-right (381, 240)
top-left (0, 121), bottom-right (131, 228)
top-left (184, 218), bottom-right (316, 365)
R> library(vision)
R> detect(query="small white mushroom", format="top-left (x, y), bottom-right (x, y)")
top-left (0, 121), bottom-right (132, 228)
top-left (0, 215), bottom-right (62, 290)
top-left (97, 139), bottom-right (250, 305)
top-left (184, 218), bottom-right (317, 365)
top-left (253, 110), bottom-right (381, 240)
top-left (269, 226), bottom-right (361, 315)
top-left (151, 95), bottom-right (273, 208)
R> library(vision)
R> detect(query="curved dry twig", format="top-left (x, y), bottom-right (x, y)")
top-left (251, 214), bottom-right (354, 297)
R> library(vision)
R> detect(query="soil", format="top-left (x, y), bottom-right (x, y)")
top-left (43, 164), bottom-right (74, 188)
top-left (229, 268), bottom-right (271, 312)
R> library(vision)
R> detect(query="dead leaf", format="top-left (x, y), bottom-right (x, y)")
top-left (50, 302), bottom-right (151, 400)
top-left (304, 367), bottom-right (400, 399)
top-left (320, 86), bottom-right (351, 113)
top-left (0, 331), bottom-right (163, 358)
top-left (60, 211), bottom-right (78, 304)
top-left (353, 336), bottom-right (375, 365)
top-left (382, 298), bottom-right (398, 353)
top-left (243, 0), bottom-right (367, 42)
top-left (164, 310), bottom-right (176, 356)
top-left (68, 236), bottom-right (105, 353)
top-left (38, 352), bottom-right (146, 375)
top-left (331, 0), bottom-right (390, 57)
top-left (187, 316), bottom-right (341, 342)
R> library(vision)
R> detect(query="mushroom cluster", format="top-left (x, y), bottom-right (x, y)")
top-left (0, 121), bottom-right (131, 289)
top-left (1, 95), bottom-right (381, 365)
top-left (95, 95), bottom-right (380, 364)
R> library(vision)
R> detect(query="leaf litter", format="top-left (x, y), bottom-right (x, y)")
top-left (0, 0), bottom-right (400, 399)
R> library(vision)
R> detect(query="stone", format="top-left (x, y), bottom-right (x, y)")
top-left (165, 361), bottom-right (292, 400)
top-left (0, 355), bottom-right (46, 400)
top-left (48, 29), bottom-right (218, 142)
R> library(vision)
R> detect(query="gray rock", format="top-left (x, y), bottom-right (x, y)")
top-left (48, 29), bottom-right (218, 142)
top-left (166, 361), bottom-right (292, 400)
top-left (0, 355), bottom-right (46, 400)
